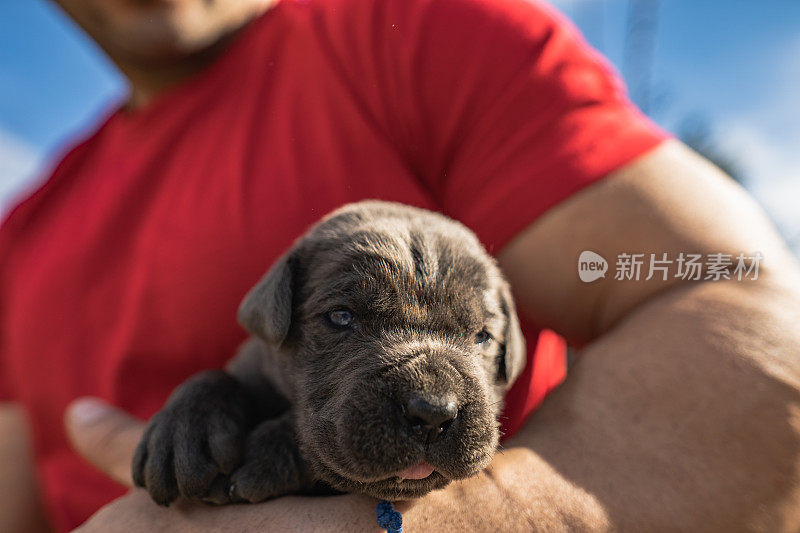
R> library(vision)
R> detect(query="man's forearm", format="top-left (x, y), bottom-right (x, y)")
top-left (478, 276), bottom-right (800, 531)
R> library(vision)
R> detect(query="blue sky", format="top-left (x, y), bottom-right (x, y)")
top-left (1, 0), bottom-right (799, 250)
top-left (558, 0), bottom-right (800, 253)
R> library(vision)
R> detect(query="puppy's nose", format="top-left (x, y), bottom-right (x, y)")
top-left (404, 395), bottom-right (458, 443)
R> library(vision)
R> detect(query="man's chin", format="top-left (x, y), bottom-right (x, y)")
top-left (111, 19), bottom-right (222, 62)
top-left (92, 0), bottom-right (272, 63)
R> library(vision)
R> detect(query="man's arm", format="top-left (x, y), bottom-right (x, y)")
top-left (0, 403), bottom-right (52, 533)
top-left (492, 138), bottom-right (800, 529)
top-left (498, 139), bottom-right (798, 344)
top-left (71, 140), bottom-right (800, 531)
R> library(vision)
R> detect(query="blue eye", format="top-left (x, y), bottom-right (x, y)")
top-left (475, 329), bottom-right (493, 345)
top-left (328, 309), bottom-right (354, 327)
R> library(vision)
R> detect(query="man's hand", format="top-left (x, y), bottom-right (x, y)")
top-left (65, 398), bottom-right (145, 487)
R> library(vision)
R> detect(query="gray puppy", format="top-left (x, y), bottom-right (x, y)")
top-left (132, 200), bottom-right (526, 505)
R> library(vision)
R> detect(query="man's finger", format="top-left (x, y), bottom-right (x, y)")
top-left (64, 397), bottom-right (145, 487)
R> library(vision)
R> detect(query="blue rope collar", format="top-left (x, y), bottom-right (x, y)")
top-left (376, 500), bottom-right (403, 533)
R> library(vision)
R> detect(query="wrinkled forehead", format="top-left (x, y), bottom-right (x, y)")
top-left (301, 225), bottom-right (503, 328)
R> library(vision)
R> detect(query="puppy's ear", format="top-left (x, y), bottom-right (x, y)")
top-left (238, 252), bottom-right (295, 346)
top-left (496, 281), bottom-right (526, 387)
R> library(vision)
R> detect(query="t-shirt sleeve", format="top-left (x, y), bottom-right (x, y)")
top-left (409, 0), bottom-right (669, 251)
top-left (318, 0), bottom-right (669, 252)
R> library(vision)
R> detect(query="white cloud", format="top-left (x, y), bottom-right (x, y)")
top-left (717, 121), bottom-right (800, 254)
top-left (0, 128), bottom-right (45, 220)
top-left (714, 35), bottom-right (800, 255)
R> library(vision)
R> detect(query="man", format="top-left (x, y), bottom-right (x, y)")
top-left (1, 0), bottom-right (799, 530)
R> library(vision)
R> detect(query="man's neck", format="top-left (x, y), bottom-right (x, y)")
top-left (119, 34), bottom-right (238, 110)
top-left (115, 0), bottom-right (277, 110)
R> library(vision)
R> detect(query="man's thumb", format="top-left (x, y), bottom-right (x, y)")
top-left (65, 397), bottom-right (145, 487)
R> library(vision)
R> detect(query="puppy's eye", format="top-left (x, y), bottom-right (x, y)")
top-left (328, 309), bottom-right (355, 327)
top-left (475, 329), bottom-right (493, 345)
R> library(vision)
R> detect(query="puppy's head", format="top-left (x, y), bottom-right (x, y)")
top-left (238, 201), bottom-right (526, 499)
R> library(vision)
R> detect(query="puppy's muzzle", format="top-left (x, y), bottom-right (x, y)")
top-left (402, 395), bottom-right (459, 444)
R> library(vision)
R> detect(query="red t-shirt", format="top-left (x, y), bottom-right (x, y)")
top-left (0, 0), bottom-right (665, 529)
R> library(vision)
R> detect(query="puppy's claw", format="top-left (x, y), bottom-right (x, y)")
top-left (201, 475), bottom-right (235, 505)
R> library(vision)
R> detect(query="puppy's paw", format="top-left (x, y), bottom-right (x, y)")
top-left (226, 415), bottom-right (314, 503)
top-left (132, 371), bottom-right (253, 506)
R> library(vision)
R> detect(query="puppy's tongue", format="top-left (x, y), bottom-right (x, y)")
top-left (397, 462), bottom-right (435, 480)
